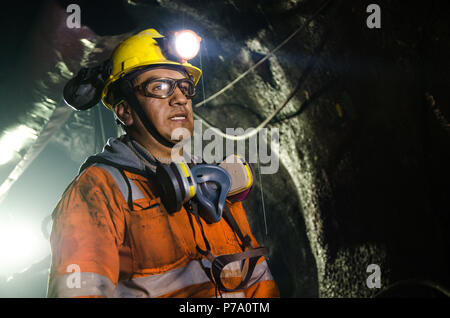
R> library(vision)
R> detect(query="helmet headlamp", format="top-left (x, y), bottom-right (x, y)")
top-left (166, 30), bottom-right (202, 63)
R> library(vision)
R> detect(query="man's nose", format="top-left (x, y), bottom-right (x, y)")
top-left (169, 85), bottom-right (188, 106)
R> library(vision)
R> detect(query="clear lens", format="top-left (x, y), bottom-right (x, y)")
top-left (146, 79), bottom-right (172, 96)
top-left (142, 78), bottom-right (195, 98)
top-left (177, 79), bottom-right (195, 96)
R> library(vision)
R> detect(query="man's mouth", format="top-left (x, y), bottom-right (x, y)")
top-left (169, 113), bottom-right (188, 121)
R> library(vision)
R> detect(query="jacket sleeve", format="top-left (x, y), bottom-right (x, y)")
top-left (47, 166), bottom-right (126, 298)
top-left (228, 201), bottom-right (280, 298)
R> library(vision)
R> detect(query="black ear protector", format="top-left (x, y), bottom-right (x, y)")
top-left (63, 60), bottom-right (111, 111)
top-left (155, 155), bottom-right (254, 223)
top-left (156, 161), bottom-right (197, 213)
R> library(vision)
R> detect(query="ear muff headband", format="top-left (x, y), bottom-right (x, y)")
top-left (170, 163), bottom-right (186, 201)
top-left (178, 162), bottom-right (196, 199)
top-left (173, 162), bottom-right (196, 202)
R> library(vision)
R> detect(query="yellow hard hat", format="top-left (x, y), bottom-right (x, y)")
top-left (101, 28), bottom-right (202, 109)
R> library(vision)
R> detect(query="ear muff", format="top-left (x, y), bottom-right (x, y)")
top-left (156, 162), bottom-right (196, 213)
top-left (191, 165), bottom-right (232, 224)
top-left (63, 67), bottom-right (104, 110)
top-left (63, 60), bottom-right (111, 111)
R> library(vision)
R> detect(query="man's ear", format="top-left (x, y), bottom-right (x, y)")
top-left (114, 101), bottom-right (134, 126)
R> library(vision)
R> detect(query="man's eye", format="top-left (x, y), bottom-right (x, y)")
top-left (155, 83), bottom-right (168, 90)
top-left (151, 82), bottom-right (169, 91)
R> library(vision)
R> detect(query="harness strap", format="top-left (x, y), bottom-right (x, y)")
top-left (189, 201), bottom-right (213, 257)
top-left (222, 204), bottom-right (253, 249)
top-left (211, 247), bottom-right (268, 292)
top-left (185, 201), bottom-right (268, 293)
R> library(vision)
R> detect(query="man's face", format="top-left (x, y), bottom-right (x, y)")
top-left (132, 67), bottom-right (194, 143)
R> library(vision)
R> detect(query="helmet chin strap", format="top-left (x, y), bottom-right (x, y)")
top-left (119, 79), bottom-right (176, 149)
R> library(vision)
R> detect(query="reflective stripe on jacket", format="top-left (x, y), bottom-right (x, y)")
top-left (47, 162), bottom-right (279, 298)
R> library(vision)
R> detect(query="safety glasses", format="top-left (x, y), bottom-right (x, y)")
top-left (134, 77), bottom-right (196, 99)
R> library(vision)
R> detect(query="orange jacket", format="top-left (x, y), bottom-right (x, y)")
top-left (47, 137), bottom-right (279, 298)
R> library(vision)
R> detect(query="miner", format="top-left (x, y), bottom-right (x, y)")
top-left (47, 28), bottom-right (279, 298)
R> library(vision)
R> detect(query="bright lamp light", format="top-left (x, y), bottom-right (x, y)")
top-left (0, 125), bottom-right (37, 165)
top-left (174, 30), bottom-right (202, 61)
top-left (0, 219), bottom-right (49, 276)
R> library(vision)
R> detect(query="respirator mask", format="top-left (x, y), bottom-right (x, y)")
top-left (155, 154), bottom-right (254, 222)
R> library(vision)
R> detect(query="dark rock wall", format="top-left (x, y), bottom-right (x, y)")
top-left (171, 0), bottom-right (450, 297)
